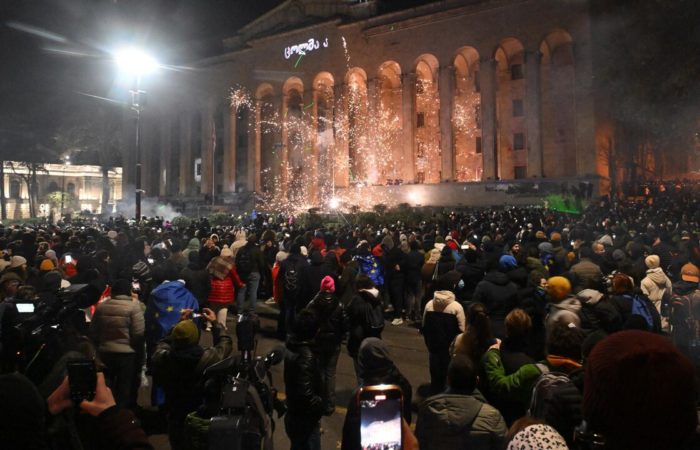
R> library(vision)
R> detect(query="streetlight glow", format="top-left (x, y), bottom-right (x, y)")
top-left (114, 47), bottom-right (158, 75)
top-left (329, 197), bottom-right (340, 209)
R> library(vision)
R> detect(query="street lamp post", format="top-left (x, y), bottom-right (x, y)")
top-left (114, 47), bottom-right (158, 221)
top-left (60, 155), bottom-right (70, 218)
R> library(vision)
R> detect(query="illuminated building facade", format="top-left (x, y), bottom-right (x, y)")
top-left (137, 0), bottom-right (607, 211)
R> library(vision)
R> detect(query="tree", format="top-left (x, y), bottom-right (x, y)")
top-left (54, 103), bottom-right (124, 215)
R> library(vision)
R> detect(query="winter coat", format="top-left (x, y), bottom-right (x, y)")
top-left (423, 290), bottom-right (466, 332)
top-left (207, 264), bottom-right (244, 304)
top-left (481, 348), bottom-right (544, 410)
top-left (230, 231), bottom-right (247, 257)
top-left (280, 253), bottom-right (310, 309)
top-left (456, 259), bottom-right (485, 301)
top-left (346, 289), bottom-right (384, 357)
top-left (90, 294), bottom-right (145, 354)
top-left (415, 390), bottom-right (507, 450)
top-left (576, 289), bottom-right (622, 333)
top-left (301, 251), bottom-right (336, 308)
top-left (152, 323), bottom-right (233, 420)
top-left (569, 258), bottom-right (604, 293)
top-left (641, 267), bottom-right (673, 312)
top-left (180, 264), bottom-right (210, 306)
top-left (472, 271), bottom-right (519, 338)
top-left (545, 296), bottom-right (582, 330)
top-left (305, 291), bottom-right (348, 352)
top-left (284, 336), bottom-right (325, 435)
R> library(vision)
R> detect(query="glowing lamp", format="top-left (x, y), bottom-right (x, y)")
top-left (114, 47), bottom-right (158, 75)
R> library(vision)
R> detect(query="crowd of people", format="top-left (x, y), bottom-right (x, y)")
top-left (0, 184), bottom-right (699, 449)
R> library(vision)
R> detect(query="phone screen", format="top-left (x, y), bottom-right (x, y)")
top-left (359, 385), bottom-right (403, 450)
top-left (67, 359), bottom-right (96, 404)
top-left (16, 303), bottom-right (34, 313)
top-left (64, 255), bottom-right (73, 264)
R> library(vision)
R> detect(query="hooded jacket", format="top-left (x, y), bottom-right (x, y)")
top-left (641, 267), bottom-right (673, 308)
top-left (423, 290), bottom-right (466, 332)
top-left (230, 230), bottom-right (247, 257)
top-left (346, 289), bottom-right (384, 356)
top-left (472, 271), bottom-right (519, 338)
top-left (545, 296), bottom-right (582, 330)
top-left (284, 335), bottom-right (325, 432)
top-left (576, 289), bottom-right (622, 333)
top-left (306, 290), bottom-right (348, 351)
top-left (416, 390), bottom-right (507, 450)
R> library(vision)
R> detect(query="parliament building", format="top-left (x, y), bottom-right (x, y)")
top-left (134, 0), bottom-right (622, 211)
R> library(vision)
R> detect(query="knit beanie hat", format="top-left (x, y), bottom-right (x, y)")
top-left (583, 330), bottom-right (697, 450)
top-left (320, 275), bottom-right (335, 293)
top-left (220, 245), bottom-right (233, 258)
top-left (39, 258), bottom-right (55, 272)
top-left (546, 276), bottom-right (572, 301)
top-left (10, 255), bottom-right (26, 269)
top-left (644, 254), bottom-right (660, 269)
top-left (499, 254), bottom-right (518, 271)
top-left (538, 242), bottom-right (554, 254)
top-left (611, 249), bottom-right (626, 262)
top-left (550, 232), bottom-right (562, 242)
top-left (172, 320), bottom-right (200, 347)
top-left (506, 424), bottom-right (568, 450)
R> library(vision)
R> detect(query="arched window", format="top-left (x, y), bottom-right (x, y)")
top-left (414, 54), bottom-right (441, 183)
top-left (452, 47), bottom-right (482, 181)
top-left (376, 61), bottom-right (403, 184)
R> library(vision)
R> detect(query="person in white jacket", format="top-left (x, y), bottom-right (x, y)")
top-left (423, 290), bottom-right (466, 393)
top-left (641, 255), bottom-right (672, 330)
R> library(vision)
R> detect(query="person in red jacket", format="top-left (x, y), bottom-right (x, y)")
top-left (206, 245), bottom-right (244, 330)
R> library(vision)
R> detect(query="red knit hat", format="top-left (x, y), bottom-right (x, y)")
top-left (583, 330), bottom-right (697, 450)
top-left (320, 275), bottom-right (335, 293)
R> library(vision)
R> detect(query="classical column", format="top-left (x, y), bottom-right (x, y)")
top-left (439, 65), bottom-right (455, 181)
top-left (311, 88), bottom-right (320, 204)
top-left (334, 83), bottom-right (348, 188)
top-left (253, 99), bottom-right (262, 193)
top-left (179, 113), bottom-right (192, 195)
top-left (525, 50), bottom-right (543, 177)
top-left (200, 110), bottom-right (214, 196)
top-left (159, 118), bottom-right (170, 196)
top-left (478, 58), bottom-right (497, 180)
top-left (402, 72), bottom-right (416, 182)
top-left (366, 78), bottom-right (377, 184)
top-left (224, 104), bottom-right (236, 193)
top-left (280, 93), bottom-right (290, 198)
top-left (573, 40), bottom-right (597, 177)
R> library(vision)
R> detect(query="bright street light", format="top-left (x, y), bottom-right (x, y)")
top-left (114, 47), bottom-right (158, 75)
top-left (329, 197), bottom-right (340, 209)
top-left (113, 46), bottom-right (158, 220)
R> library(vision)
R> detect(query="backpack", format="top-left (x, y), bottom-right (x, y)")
top-left (355, 255), bottom-right (384, 287)
top-left (235, 245), bottom-right (253, 277)
top-left (528, 367), bottom-right (582, 444)
top-left (283, 262), bottom-right (300, 294)
top-left (626, 293), bottom-right (654, 330)
top-left (365, 302), bottom-right (385, 336)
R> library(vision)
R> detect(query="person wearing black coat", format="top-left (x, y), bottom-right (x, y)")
top-left (346, 275), bottom-right (384, 381)
top-left (179, 251), bottom-right (210, 308)
top-left (455, 247), bottom-right (485, 303)
top-left (305, 276), bottom-right (348, 415)
top-left (300, 249), bottom-right (336, 310)
top-left (608, 273), bottom-right (662, 333)
top-left (284, 309), bottom-right (325, 450)
top-left (280, 244), bottom-right (310, 332)
top-left (471, 264), bottom-right (519, 339)
top-left (341, 338), bottom-right (412, 450)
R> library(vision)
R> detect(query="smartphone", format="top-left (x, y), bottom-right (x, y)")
top-left (16, 303), bottom-right (35, 313)
top-left (64, 254), bottom-right (73, 264)
top-left (359, 384), bottom-right (403, 450)
top-left (131, 281), bottom-right (141, 293)
top-left (67, 359), bottom-right (97, 405)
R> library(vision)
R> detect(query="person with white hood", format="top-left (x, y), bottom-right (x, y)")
top-left (423, 289), bottom-right (465, 393)
top-left (641, 254), bottom-right (672, 330)
top-left (230, 229), bottom-right (247, 258)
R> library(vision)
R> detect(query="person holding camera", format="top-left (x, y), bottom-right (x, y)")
top-left (151, 307), bottom-right (233, 450)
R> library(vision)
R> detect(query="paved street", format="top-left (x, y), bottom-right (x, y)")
top-left (146, 304), bottom-right (431, 450)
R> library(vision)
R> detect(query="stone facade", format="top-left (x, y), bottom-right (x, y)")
top-left (137, 0), bottom-right (604, 211)
top-left (3, 163), bottom-right (123, 219)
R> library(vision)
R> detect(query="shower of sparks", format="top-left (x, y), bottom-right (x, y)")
top-left (227, 53), bottom-right (483, 215)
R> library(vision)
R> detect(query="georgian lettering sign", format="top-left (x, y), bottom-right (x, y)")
top-left (284, 37), bottom-right (329, 59)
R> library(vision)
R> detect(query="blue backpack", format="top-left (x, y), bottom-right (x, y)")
top-left (354, 255), bottom-right (384, 287)
top-left (626, 294), bottom-right (654, 330)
